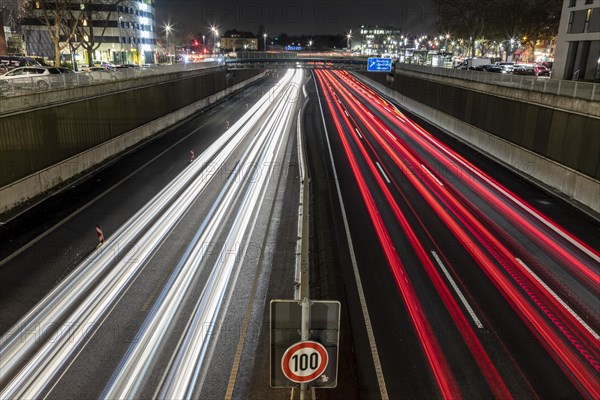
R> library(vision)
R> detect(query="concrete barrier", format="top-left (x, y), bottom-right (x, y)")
top-left (356, 73), bottom-right (600, 215)
top-left (0, 71), bottom-right (265, 214)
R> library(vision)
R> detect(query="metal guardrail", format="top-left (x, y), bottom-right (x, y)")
top-left (0, 62), bottom-right (221, 98)
top-left (396, 63), bottom-right (600, 102)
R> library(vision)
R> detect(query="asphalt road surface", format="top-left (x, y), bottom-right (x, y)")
top-left (304, 69), bottom-right (599, 399)
top-left (0, 69), bottom-right (304, 399)
top-left (1, 68), bottom-right (598, 399)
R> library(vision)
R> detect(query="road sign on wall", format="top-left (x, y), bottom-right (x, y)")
top-left (367, 57), bottom-right (392, 72)
top-left (270, 300), bottom-right (340, 388)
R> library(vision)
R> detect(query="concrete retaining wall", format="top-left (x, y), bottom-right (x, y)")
top-left (357, 72), bottom-right (600, 214)
top-left (0, 69), bottom-right (265, 213)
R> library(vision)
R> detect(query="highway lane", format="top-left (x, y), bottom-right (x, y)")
top-left (311, 69), bottom-right (599, 399)
top-left (0, 69), bottom-right (304, 398)
top-left (0, 72), bottom-right (280, 333)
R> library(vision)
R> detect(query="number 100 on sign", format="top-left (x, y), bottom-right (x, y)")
top-left (281, 341), bottom-right (329, 384)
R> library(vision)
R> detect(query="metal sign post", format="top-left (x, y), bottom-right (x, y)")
top-left (270, 300), bottom-right (341, 390)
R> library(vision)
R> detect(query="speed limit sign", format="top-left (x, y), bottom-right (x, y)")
top-left (281, 341), bottom-right (328, 383)
top-left (270, 299), bottom-right (340, 388)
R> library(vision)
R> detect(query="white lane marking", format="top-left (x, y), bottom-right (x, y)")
top-left (421, 164), bottom-right (444, 186)
top-left (315, 73), bottom-right (389, 400)
top-left (351, 71), bottom-right (599, 264)
top-left (344, 110), bottom-right (350, 117)
top-left (384, 129), bottom-right (397, 140)
top-left (515, 258), bottom-right (600, 340)
top-left (375, 162), bottom-right (391, 184)
top-left (431, 251), bottom-right (483, 329)
top-left (355, 128), bottom-right (363, 139)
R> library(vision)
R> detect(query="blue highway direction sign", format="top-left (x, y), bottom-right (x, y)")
top-left (367, 57), bottom-right (392, 72)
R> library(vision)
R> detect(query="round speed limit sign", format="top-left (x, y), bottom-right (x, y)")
top-left (281, 341), bottom-right (329, 383)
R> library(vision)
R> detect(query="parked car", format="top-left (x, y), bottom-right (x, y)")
top-left (0, 66), bottom-right (87, 92)
top-left (493, 62), bottom-right (515, 73)
top-left (482, 64), bottom-right (503, 73)
top-left (512, 64), bottom-right (536, 76)
top-left (81, 66), bottom-right (119, 82)
top-left (91, 60), bottom-right (116, 69)
top-left (0, 55), bottom-right (41, 72)
top-left (534, 64), bottom-right (551, 77)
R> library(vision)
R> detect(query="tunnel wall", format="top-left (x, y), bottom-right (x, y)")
top-left (0, 68), bottom-right (264, 213)
top-left (358, 71), bottom-right (599, 214)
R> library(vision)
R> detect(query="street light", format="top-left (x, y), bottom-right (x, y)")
top-left (211, 26), bottom-right (219, 54)
top-left (164, 24), bottom-right (172, 63)
top-left (346, 30), bottom-right (352, 51)
top-left (263, 33), bottom-right (267, 51)
top-left (308, 40), bottom-right (312, 55)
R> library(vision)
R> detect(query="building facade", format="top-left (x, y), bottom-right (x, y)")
top-left (20, 0), bottom-right (157, 66)
top-left (359, 25), bottom-right (402, 56)
top-left (220, 30), bottom-right (257, 52)
top-left (552, 0), bottom-right (600, 81)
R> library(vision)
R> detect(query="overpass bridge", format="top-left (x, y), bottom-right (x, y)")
top-left (225, 51), bottom-right (369, 70)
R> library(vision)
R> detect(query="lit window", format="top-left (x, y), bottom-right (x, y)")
top-left (584, 8), bottom-right (592, 31)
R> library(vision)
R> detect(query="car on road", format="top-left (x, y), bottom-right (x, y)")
top-left (0, 66), bottom-right (87, 92)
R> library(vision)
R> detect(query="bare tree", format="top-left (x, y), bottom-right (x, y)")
top-left (519, 0), bottom-right (562, 61)
top-left (22, 0), bottom-right (79, 65)
top-left (72, 0), bottom-right (132, 66)
top-left (437, 0), bottom-right (489, 57)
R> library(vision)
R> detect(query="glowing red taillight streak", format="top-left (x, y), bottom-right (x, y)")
top-left (315, 70), bottom-right (462, 400)
top-left (342, 72), bottom-right (600, 283)
top-left (323, 70), bottom-right (600, 398)
top-left (317, 70), bottom-right (512, 400)
top-left (331, 71), bottom-right (600, 346)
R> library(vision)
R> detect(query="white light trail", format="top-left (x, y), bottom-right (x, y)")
top-left (0, 70), bottom-right (301, 398)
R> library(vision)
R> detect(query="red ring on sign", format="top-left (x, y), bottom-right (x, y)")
top-left (281, 341), bottom-right (328, 383)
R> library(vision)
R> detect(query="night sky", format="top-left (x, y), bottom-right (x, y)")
top-left (154, 0), bottom-right (440, 37)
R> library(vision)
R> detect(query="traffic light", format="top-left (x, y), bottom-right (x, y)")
top-left (193, 40), bottom-right (199, 47)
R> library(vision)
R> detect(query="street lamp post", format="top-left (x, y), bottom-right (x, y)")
top-left (165, 24), bottom-right (172, 64)
top-left (211, 27), bottom-right (219, 54)
top-left (346, 30), bottom-right (352, 51)
top-left (308, 40), bottom-right (312, 55)
top-left (263, 33), bottom-right (267, 51)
